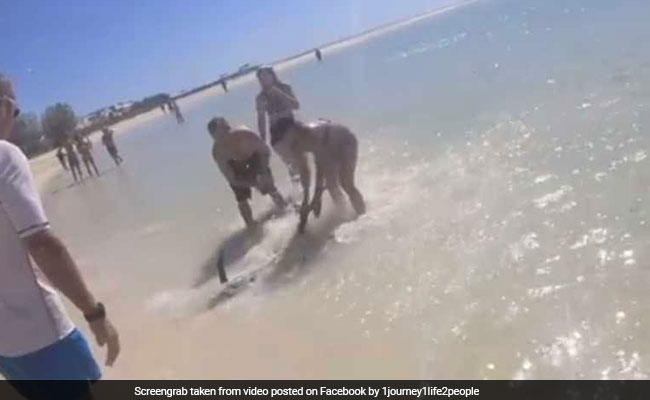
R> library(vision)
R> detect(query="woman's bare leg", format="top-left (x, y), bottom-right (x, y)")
top-left (238, 201), bottom-right (255, 228)
top-left (325, 163), bottom-right (345, 205)
top-left (339, 137), bottom-right (366, 215)
top-left (272, 137), bottom-right (299, 181)
top-left (257, 169), bottom-right (286, 209)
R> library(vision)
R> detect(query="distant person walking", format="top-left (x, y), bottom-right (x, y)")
top-left (170, 101), bottom-right (185, 124)
top-left (56, 147), bottom-right (68, 171)
top-left (221, 80), bottom-right (228, 93)
top-left (75, 135), bottom-right (99, 177)
top-left (101, 128), bottom-right (123, 165)
top-left (315, 48), bottom-right (322, 61)
top-left (64, 139), bottom-right (84, 183)
top-left (0, 74), bottom-right (120, 397)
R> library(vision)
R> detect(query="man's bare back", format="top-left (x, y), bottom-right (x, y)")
top-left (212, 126), bottom-right (271, 187)
top-left (207, 117), bottom-right (285, 228)
top-left (212, 127), bottom-right (268, 166)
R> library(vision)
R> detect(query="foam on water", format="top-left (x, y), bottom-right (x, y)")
top-left (533, 186), bottom-right (572, 209)
top-left (386, 31), bottom-right (469, 62)
top-left (39, 0), bottom-right (650, 379)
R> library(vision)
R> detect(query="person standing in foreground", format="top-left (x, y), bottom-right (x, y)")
top-left (208, 117), bottom-right (286, 228)
top-left (101, 127), bottom-right (123, 165)
top-left (0, 75), bottom-right (119, 398)
top-left (286, 120), bottom-right (366, 233)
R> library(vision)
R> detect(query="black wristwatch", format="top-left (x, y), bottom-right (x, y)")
top-left (84, 302), bottom-right (106, 323)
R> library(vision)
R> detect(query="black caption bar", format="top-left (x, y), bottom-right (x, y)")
top-left (1, 380), bottom-right (647, 400)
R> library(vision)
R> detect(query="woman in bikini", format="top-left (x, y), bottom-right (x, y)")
top-left (255, 66), bottom-right (304, 179)
top-left (287, 121), bottom-right (366, 233)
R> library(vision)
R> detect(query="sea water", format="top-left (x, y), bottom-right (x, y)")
top-left (40, 0), bottom-right (650, 378)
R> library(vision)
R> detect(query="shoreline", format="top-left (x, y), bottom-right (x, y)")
top-left (271, 0), bottom-right (475, 68)
top-left (30, 109), bottom-right (168, 191)
top-left (29, 0), bottom-right (475, 192)
top-left (168, 2), bottom-right (473, 103)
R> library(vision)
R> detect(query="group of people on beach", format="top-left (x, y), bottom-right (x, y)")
top-left (0, 62), bottom-right (359, 394)
top-left (208, 65), bottom-right (365, 233)
top-left (56, 128), bottom-right (123, 183)
top-left (0, 55), bottom-right (340, 396)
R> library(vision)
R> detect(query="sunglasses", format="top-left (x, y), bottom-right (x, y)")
top-left (0, 96), bottom-right (20, 118)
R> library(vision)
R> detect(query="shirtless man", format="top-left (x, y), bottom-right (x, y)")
top-left (287, 120), bottom-right (366, 233)
top-left (208, 117), bottom-right (285, 228)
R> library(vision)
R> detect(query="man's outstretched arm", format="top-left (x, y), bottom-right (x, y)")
top-left (24, 231), bottom-right (120, 367)
top-left (0, 142), bottom-right (120, 367)
top-left (215, 155), bottom-right (248, 187)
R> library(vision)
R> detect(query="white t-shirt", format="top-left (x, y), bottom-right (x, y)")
top-left (0, 141), bottom-right (74, 357)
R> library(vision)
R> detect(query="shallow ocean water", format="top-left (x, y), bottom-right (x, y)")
top-left (41, 0), bottom-right (650, 378)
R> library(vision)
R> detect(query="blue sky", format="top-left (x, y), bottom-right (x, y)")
top-left (1, 0), bottom-right (455, 116)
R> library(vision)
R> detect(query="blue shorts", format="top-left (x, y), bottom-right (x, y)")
top-left (0, 328), bottom-right (101, 381)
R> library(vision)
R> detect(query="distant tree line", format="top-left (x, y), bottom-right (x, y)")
top-left (9, 103), bottom-right (77, 158)
top-left (10, 93), bottom-right (173, 158)
top-left (76, 93), bottom-right (173, 136)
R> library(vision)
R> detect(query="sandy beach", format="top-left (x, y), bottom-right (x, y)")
top-left (29, 109), bottom-right (167, 190)
top-left (28, 0), bottom-right (650, 379)
top-left (29, 1), bottom-right (473, 193)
